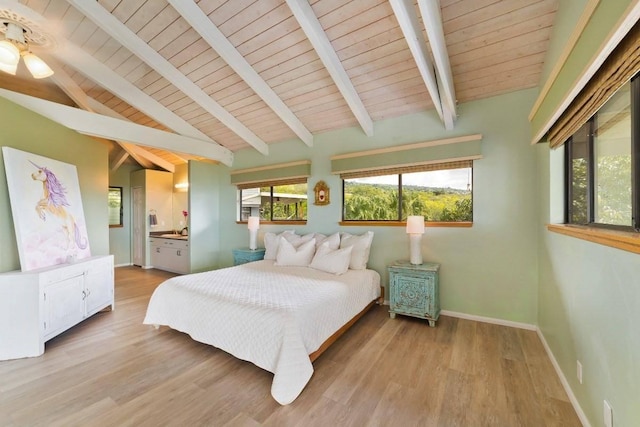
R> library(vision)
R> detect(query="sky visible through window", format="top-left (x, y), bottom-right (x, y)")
top-left (351, 168), bottom-right (471, 190)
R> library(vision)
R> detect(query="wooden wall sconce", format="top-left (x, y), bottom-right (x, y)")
top-left (314, 181), bottom-right (330, 205)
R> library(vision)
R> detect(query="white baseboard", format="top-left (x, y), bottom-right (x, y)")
top-left (536, 328), bottom-right (591, 427)
top-left (440, 309), bottom-right (537, 331)
top-left (114, 263), bottom-right (132, 268)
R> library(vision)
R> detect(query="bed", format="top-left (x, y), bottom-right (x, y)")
top-left (143, 259), bottom-right (381, 405)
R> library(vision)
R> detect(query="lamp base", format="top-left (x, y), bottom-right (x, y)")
top-left (249, 229), bottom-right (258, 250)
top-left (409, 233), bottom-right (423, 265)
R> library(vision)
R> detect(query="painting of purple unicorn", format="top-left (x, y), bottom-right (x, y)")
top-left (2, 147), bottom-right (91, 271)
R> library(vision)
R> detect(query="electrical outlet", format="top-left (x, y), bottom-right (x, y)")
top-left (603, 400), bottom-right (613, 427)
top-left (576, 360), bottom-right (583, 384)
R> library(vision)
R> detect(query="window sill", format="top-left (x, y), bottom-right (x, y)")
top-left (547, 224), bottom-right (640, 254)
top-left (339, 221), bottom-right (473, 228)
top-left (237, 220), bottom-right (307, 226)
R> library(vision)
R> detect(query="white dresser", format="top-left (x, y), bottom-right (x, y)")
top-left (0, 255), bottom-right (114, 361)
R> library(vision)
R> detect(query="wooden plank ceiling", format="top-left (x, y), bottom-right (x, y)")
top-left (0, 0), bottom-right (558, 169)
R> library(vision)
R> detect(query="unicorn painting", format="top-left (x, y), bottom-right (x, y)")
top-left (30, 161), bottom-right (88, 251)
top-left (2, 147), bottom-right (91, 271)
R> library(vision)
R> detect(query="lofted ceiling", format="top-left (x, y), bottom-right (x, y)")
top-left (0, 0), bottom-right (558, 171)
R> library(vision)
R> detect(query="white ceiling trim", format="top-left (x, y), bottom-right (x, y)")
top-left (49, 62), bottom-right (175, 172)
top-left (417, 0), bottom-right (456, 129)
top-left (168, 0), bottom-right (313, 148)
top-left (389, 0), bottom-right (446, 126)
top-left (0, 89), bottom-right (234, 166)
top-left (65, 0), bottom-right (269, 156)
top-left (285, 0), bottom-right (374, 137)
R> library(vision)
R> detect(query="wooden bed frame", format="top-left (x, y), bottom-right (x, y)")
top-left (309, 286), bottom-right (384, 362)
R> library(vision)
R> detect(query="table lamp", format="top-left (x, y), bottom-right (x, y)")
top-left (406, 215), bottom-right (425, 265)
top-left (248, 216), bottom-right (260, 250)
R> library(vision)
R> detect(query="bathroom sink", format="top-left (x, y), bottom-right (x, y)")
top-left (158, 234), bottom-right (188, 240)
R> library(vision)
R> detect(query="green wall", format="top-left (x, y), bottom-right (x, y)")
top-left (537, 144), bottom-right (640, 426)
top-left (220, 88), bottom-right (540, 324)
top-left (188, 160), bottom-right (223, 272)
top-left (0, 97), bottom-right (109, 273)
top-left (109, 162), bottom-right (138, 266)
top-left (532, 2), bottom-right (640, 424)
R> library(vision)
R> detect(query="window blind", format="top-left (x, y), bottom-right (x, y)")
top-left (231, 160), bottom-right (311, 189)
top-left (331, 134), bottom-right (481, 177)
top-left (548, 21), bottom-right (640, 148)
top-left (340, 159), bottom-right (472, 180)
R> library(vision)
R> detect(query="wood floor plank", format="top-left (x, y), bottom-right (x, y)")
top-left (0, 267), bottom-right (581, 426)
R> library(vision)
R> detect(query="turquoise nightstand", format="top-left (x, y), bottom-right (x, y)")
top-left (388, 260), bottom-right (440, 327)
top-left (233, 248), bottom-right (266, 265)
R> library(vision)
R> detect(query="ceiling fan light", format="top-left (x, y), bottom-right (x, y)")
top-left (0, 40), bottom-right (20, 69)
top-left (0, 56), bottom-right (18, 75)
top-left (22, 52), bottom-right (54, 78)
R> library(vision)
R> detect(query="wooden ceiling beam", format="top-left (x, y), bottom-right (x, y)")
top-left (66, 0), bottom-right (269, 156)
top-left (49, 62), bottom-right (175, 173)
top-left (389, 0), bottom-right (446, 126)
top-left (418, 0), bottom-right (457, 129)
top-left (168, 0), bottom-right (313, 148)
top-left (286, 0), bottom-right (374, 137)
top-left (110, 149), bottom-right (131, 172)
top-left (0, 89), bottom-right (234, 166)
top-left (51, 42), bottom-right (221, 145)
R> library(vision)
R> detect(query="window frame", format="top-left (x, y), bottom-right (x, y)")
top-left (340, 166), bottom-right (474, 225)
top-left (564, 73), bottom-right (640, 232)
top-left (108, 186), bottom-right (123, 228)
top-left (238, 183), bottom-right (308, 223)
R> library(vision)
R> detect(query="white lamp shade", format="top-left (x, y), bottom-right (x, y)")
top-left (406, 215), bottom-right (425, 234)
top-left (22, 53), bottom-right (54, 78)
top-left (0, 58), bottom-right (18, 75)
top-left (247, 216), bottom-right (260, 230)
top-left (0, 40), bottom-right (20, 74)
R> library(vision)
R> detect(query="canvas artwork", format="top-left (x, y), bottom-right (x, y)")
top-left (2, 147), bottom-right (91, 271)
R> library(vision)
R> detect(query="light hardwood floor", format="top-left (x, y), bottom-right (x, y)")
top-left (0, 267), bottom-right (581, 427)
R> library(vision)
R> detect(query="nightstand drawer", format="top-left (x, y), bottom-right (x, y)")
top-left (233, 248), bottom-right (265, 265)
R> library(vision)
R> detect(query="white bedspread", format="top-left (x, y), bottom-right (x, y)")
top-left (143, 260), bottom-right (380, 404)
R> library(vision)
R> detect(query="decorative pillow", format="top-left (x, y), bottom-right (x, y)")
top-left (282, 232), bottom-right (315, 248)
top-left (339, 231), bottom-right (374, 270)
top-left (309, 242), bottom-right (353, 275)
top-left (274, 237), bottom-right (316, 266)
top-left (263, 230), bottom-right (295, 260)
top-left (313, 232), bottom-right (340, 250)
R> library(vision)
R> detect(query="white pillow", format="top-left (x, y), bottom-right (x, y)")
top-left (313, 232), bottom-right (340, 250)
top-left (309, 242), bottom-right (353, 275)
top-left (263, 230), bottom-right (295, 260)
top-left (275, 237), bottom-right (316, 266)
top-left (282, 232), bottom-right (315, 248)
top-left (339, 231), bottom-right (374, 270)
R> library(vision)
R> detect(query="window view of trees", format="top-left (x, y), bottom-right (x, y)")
top-left (343, 168), bottom-right (472, 222)
top-left (239, 183), bottom-right (307, 221)
top-left (566, 77), bottom-right (636, 229)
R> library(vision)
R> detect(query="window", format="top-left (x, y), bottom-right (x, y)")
top-left (108, 186), bottom-right (123, 228)
top-left (565, 74), bottom-right (639, 230)
top-left (239, 183), bottom-right (308, 222)
top-left (342, 164), bottom-right (473, 222)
